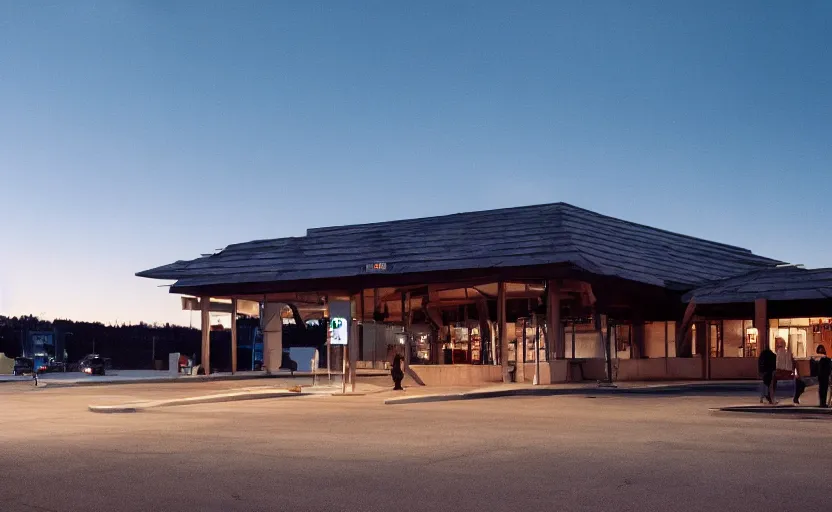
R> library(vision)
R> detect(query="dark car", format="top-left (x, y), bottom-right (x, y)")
top-left (79, 356), bottom-right (106, 376)
top-left (13, 357), bottom-right (34, 376)
top-left (37, 358), bottom-right (66, 374)
top-left (75, 354), bottom-right (112, 372)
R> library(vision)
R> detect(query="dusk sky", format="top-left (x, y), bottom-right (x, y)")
top-left (1, 1), bottom-right (830, 326)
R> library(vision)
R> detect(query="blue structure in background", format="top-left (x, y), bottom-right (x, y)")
top-left (236, 325), bottom-right (263, 371)
top-left (23, 331), bottom-right (64, 370)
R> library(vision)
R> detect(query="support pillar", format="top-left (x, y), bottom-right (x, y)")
top-left (547, 280), bottom-right (563, 360)
top-left (516, 318), bottom-right (526, 383)
top-left (594, 311), bottom-right (612, 383)
top-left (476, 299), bottom-right (490, 365)
top-left (498, 282), bottom-right (509, 382)
top-left (230, 298), bottom-right (238, 374)
top-left (754, 298), bottom-right (768, 353)
top-left (200, 296), bottom-right (210, 375)
top-left (694, 321), bottom-right (708, 379)
top-left (349, 293), bottom-right (361, 392)
top-left (402, 291), bottom-right (411, 371)
top-left (263, 302), bottom-right (284, 374)
top-left (571, 321), bottom-right (576, 359)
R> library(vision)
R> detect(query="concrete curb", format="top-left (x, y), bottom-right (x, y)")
top-left (384, 382), bottom-right (763, 405)
top-left (88, 389), bottom-right (306, 413)
top-left (6, 369), bottom-right (389, 389)
top-left (711, 405), bottom-right (832, 416)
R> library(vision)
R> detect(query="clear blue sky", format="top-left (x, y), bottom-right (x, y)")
top-left (1, 1), bottom-right (830, 326)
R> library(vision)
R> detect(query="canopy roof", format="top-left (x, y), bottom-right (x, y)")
top-left (137, 202), bottom-right (783, 294)
top-left (683, 266), bottom-right (832, 304)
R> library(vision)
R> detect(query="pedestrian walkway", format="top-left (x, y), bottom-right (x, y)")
top-left (383, 380), bottom-right (762, 405)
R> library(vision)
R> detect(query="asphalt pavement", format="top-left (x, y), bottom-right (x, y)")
top-left (1, 381), bottom-right (830, 512)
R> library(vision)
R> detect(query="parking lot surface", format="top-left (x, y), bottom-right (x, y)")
top-left (1, 382), bottom-right (830, 512)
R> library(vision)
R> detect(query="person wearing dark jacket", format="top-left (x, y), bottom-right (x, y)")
top-left (815, 345), bottom-right (831, 407)
top-left (758, 347), bottom-right (777, 404)
top-left (391, 354), bottom-right (405, 391)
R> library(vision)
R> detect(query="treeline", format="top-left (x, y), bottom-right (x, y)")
top-left (0, 315), bottom-right (327, 371)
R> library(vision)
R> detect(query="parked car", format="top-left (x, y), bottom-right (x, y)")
top-left (75, 354), bottom-right (112, 372)
top-left (13, 357), bottom-right (34, 376)
top-left (36, 358), bottom-right (66, 374)
top-left (79, 356), bottom-right (106, 376)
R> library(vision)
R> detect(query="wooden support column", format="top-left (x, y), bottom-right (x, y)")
top-left (516, 317), bottom-right (526, 383)
top-left (475, 299), bottom-right (490, 364)
top-left (263, 302), bottom-right (284, 374)
top-left (230, 298), bottom-right (238, 375)
top-left (571, 321), bottom-right (576, 359)
top-left (594, 311), bottom-right (612, 383)
top-left (498, 282), bottom-right (509, 382)
top-left (349, 293), bottom-right (361, 392)
top-left (200, 297), bottom-right (211, 375)
top-left (754, 298), bottom-right (769, 353)
top-left (547, 280), bottom-right (563, 360)
top-left (694, 321), bottom-right (708, 379)
top-left (402, 291), bottom-right (411, 371)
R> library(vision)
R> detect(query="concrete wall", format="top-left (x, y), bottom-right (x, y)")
top-left (408, 365), bottom-right (503, 386)
top-left (410, 355), bottom-right (766, 386)
top-left (580, 359), bottom-right (608, 381)
top-left (710, 357), bottom-right (758, 380)
top-left (665, 358), bottom-right (704, 380)
top-left (519, 361), bottom-right (569, 384)
top-left (617, 358), bottom-right (670, 381)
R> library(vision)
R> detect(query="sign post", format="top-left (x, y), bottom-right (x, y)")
top-left (328, 300), bottom-right (350, 394)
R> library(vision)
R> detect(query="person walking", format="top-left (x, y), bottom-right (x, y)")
top-left (391, 354), bottom-right (405, 391)
top-left (758, 345), bottom-right (777, 404)
top-left (815, 345), bottom-right (831, 408)
top-left (773, 337), bottom-right (800, 404)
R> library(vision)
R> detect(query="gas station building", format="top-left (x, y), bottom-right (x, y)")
top-left (137, 203), bottom-right (832, 388)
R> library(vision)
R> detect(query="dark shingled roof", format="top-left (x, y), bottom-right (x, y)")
top-left (137, 202), bottom-right (783, 291)
top-left (683, 267), bottom-right (832, 304)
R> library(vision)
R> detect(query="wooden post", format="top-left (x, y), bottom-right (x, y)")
top-left (571, 321), bottom-right (576, 359)
top-left (594, 311), bottom-right (612, 383)
top-left (464, 304), bottom-right (471, 364)
top-left (476, 299), bottom-right (490, 365)
top-left (200, 296), bottom-right (210, 375)
top-left (498, 282), bottom-right (509, 382)
top-left (349, 293), bottom-right (361, 393)
top-left (548, 280), bottom-right (563, 360)
top-left (695, 321), bottom-right (708, 379)
top-left (401, 292), bottom-right (409, 371)
top-left (230, 298), bottom-right (238, 374)
top-left (516, 317), bottom-right (526, 383)
top-left (755, 298), bottom-right (768, 353)
top-left (533, 315), bottom-right (540, 385)
top-left (325, 298), bottom-right (331, 382)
